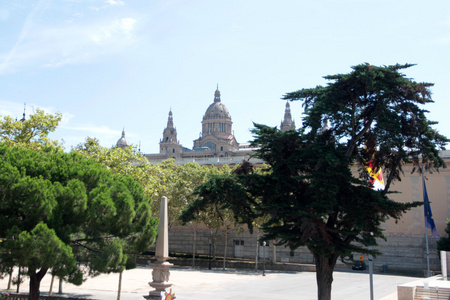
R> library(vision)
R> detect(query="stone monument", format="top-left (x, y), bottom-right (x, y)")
top-left (145, 196), bottom-right (173, 300)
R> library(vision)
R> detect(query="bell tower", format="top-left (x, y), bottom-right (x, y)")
top-left (280, 101), bottom-right (296, 131)
top-left (160, 109), bottom-right (183, 157)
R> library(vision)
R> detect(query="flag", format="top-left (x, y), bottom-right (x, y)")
top-left (366, 159), bottom-right (385, 191)
top-left (423, 176), bottom-right (439, 238)
top-left (365, 132), bottom-right (385, 191)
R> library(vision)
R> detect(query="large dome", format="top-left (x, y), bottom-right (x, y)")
top-left (203, 87), bottom-right (231, 121)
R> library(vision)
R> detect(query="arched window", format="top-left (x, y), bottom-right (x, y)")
top-left (204, 141), bottom-right (216, 150)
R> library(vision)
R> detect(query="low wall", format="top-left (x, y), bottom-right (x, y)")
top-left (4, 294), bottom-right (94, 300)
top-left (154, 227), bottom-right (440, 275)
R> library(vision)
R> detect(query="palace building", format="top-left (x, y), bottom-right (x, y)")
top-left (140, 86), bottom-right (295, 165)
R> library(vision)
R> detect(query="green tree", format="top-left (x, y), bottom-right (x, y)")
top-left (437, 218), bottom-right (450, 252)
top-left (0, 145), bottom-right (158, 300)
top-left (0, 109), bottom-right (62, 149)
top-left (73, 139), bottom-right (233, 266)
top-left (181, 173), bottom-right (247, 261)
top-left (72, 137), bottom-right (159, 199)
top-left (181, 64), bottom-right (448, 300)
top-left (72, 139), bottom-right (208, 223)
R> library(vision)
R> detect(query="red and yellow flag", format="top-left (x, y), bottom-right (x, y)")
top-left (365, 132), bottom-right (385, 190)
top-left (366, 159), bottom-right (385, 190)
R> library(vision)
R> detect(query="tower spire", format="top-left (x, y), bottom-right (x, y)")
top-left (167, 109), bottom-right (174, 128)
top-left (280, 101), bottom-right (295, 131)
top-left (214, 85), bottom-right (221, 103)
top-left (20, 103), bottom-right (26, 122)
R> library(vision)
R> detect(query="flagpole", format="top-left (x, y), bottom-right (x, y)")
top-left (422, 163), bottom-right (431, 277)
top-left (369, 232), bottom-right (374, 300)
top-left (425, 226), bottom-right (430, 277)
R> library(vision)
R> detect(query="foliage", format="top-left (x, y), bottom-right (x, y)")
top-left (72, 137), bottom-right (159, 198)
top-left (0, 109), bottom-right (62, 150)
top-left (0, 292), bottom-right (9, 300)
top-left (437, 218), bottom-right (450, 252)
top-left (0, 145), bottom-right (158, 299)
top-left (73, 138), bottom-right (236, 227)
top-left (180, 63), bottom-right (447, 300)
top-left (148, 159), bottom-right (220, 226)
top-left (284, 63), bottom-right (447, 190)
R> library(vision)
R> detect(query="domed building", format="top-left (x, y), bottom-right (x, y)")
top-left (145, 86), bottom-right (263, 165)
top-left (142, 86), bottom-right (297, 165)
top-left (192, 86), bottom-right (239, 156)
top-left (116, 128), bottom-right (130, 149)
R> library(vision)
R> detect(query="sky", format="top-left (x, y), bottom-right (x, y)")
top-left (1, 0), bottom-right (450, 154)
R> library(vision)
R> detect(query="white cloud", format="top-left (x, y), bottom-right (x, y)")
top-left (60, 112), bottom-right (75, 126)
top-left (63, 125), bottom-right (120, 135)
top-left (0, 16), bottom-right (138, 73)
top-left (90, 17), bottom-right (137, 45)
top-left (90, 0), bottom-right (125, 11)
top-left (0, 101), bottom-right (23, 117)
top-left (105, 0), bottom-right (125, 6)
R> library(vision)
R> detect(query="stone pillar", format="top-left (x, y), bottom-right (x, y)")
top-left (145, 196), bottom-right (173, 300)
top-left (441, 251), bottom-right (450, 278)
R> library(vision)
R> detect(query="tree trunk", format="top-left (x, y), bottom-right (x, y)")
top-left (223, 229), bottom-right (228, 270)
top-left (16, 267), bottom-right (21, 293)
top-left (254, 230), bottom-right (259, 272)
top-left (315, 254), bottom-right (338, 300)
top-left (212, 237), bottom-right (216, 260)
top-left (58, 277), bottom-right (63, 294)
top-left (29, 268), bottom-right (48, 300)
top-left (272, 243), bottom-right (277, 263)
top-left (192, 229), bottom-right (197, 268)
top-left (7, 268), bottom-right (12, 290)
top-left (49, 274), bottom-right (55, 296)
top-left (117, 269), bottom-right (123, 300)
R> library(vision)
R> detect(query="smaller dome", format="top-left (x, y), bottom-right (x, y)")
top-left (116, 129), bottom-right (129, 149)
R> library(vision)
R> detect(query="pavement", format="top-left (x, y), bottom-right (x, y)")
top-left (1, 265), bottom-right (426, 300)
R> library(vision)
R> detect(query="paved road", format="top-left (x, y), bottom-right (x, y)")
top-left (1, 265), bottom-right (423, 299)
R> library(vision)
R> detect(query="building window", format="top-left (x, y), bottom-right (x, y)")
top-left (204, 141), bottom-right (216, 150)
top-left (172, 149), bottom-right (175, 153)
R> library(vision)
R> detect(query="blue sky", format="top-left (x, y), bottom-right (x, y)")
top-left (1, 0), bottom-right (449, 154)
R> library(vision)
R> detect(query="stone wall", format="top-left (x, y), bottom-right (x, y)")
top-left (154, 226), bottom-right (440, 274)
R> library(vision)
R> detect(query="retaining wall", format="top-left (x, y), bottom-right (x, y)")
top-left (153, 227), bottom-right (440, 275)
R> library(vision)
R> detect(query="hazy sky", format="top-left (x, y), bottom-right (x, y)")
top-left (1, 0), bottom-right (449, 153)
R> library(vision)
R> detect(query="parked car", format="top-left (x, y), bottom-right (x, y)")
top-left (352, 261), bottom-right (366, 270)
